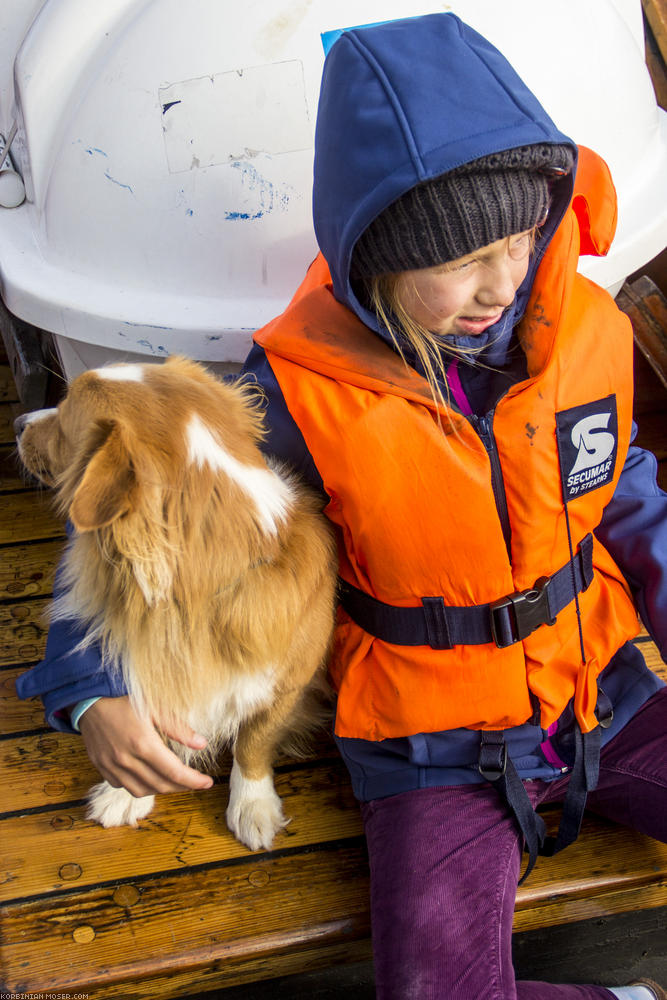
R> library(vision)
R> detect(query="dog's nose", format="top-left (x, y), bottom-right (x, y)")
top-left (14, 413), bottom-right (28, 440)
top-left (14, 407), bottom-right (57, 442)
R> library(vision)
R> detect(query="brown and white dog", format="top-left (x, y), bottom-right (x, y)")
top-left (15, 356), bottom-right (337, 850)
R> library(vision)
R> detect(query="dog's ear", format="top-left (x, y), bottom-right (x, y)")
top-left (70, 423), bottom-right (136, 531)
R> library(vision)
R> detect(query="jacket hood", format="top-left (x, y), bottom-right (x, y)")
top-left (312, 13), bottom-right (578, 330)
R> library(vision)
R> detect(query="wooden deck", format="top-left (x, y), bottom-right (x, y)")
top-left (1, 273), bottom-right (666, 996)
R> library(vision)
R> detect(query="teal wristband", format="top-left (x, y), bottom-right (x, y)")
top-left (70, 697), bottom-right (102, 732)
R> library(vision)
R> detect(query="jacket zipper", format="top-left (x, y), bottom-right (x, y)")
top-left (472, 413), bottom-right (513, 562)
top-left (473, 412), bottom-right (544, 726)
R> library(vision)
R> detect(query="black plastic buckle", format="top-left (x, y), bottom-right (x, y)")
top-left (490, 576), bottom-right (556, 648)
top-left (479, 734), bottom-right (507, 781)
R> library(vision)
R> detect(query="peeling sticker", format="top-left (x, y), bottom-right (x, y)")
top-left (159, 60), bottom-right (311, 174)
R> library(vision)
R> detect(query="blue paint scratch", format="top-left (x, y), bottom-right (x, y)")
top-left (225, 210), bottom-right (264, 221)
top-left (136, 340), bottom-right (169, 356)
top-left (224, 161), bottom-right (291, 221)
top-left (73, 140), bottom-right (108, 158)
top-left (104, 170), bottom-right (133, 194)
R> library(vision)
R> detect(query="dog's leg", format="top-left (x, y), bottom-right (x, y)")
top-left (226, 757), bottom-right (288, 851)
top-left (86, 780), bottom-right (155, 827)
top-left (226, 691), bottom-right (307, 851)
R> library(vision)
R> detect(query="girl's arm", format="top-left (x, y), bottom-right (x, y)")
top-left (595, 428), bottom-right (667, 660)
top-left (16, 538), bottom-right (213, 792)
top-left (242, 343), bottom-right (324, 490)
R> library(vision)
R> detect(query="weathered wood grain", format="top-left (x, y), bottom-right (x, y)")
top-left (618, 276), bottom-right (667, 389)
top-left (0, 449), bottom-right (27, 490)
top-left (515, 814), bottom-right (667, 916)
top-left (0, 760), bottom-right (363, 902)
top-left (643, 0), bottom-right (667, 67)
top-left (0, 365), bottom-right (18, 404)
top-left (2, 812), bottom-right (665, 997)
top-left (0, 598), bottom-right (50, 667)
top-left (637, 640), bottom-right (665, 674)
top-left (0, 401), bottom-right (24, 444)
top-left (0, 667), bottom-right (48, 732)
top-left (0, 844), bottom-right (372, 997)
top-left (0, 491), bottom-right (65, 545)
top-left (0, 538), bottom-right (63, 600)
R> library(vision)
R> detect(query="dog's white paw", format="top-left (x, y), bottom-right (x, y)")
top-left (86, 781), bottom-right (155, 827)
top-left (226, 761), bottom-right (289, 851)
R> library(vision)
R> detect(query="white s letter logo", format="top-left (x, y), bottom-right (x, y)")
top-left (569, 413), bottom-right (615, 475)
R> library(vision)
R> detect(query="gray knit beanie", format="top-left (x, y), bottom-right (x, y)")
top-left (351, 144), bottom-right (575, 278)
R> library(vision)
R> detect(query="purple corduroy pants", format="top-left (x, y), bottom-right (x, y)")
top-left (361, 688), bottom-right (667, 1000)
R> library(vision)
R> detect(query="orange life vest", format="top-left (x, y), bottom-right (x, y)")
top-left (254, 148), bottom-right (640, 742)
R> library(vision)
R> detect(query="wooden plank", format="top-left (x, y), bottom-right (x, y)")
top-left (0, 844), bottom-right (372, 998)
top-left (643, 0), bottom-right (667, 66)
top-left (514, 878), bottom-right (667, 933)
top-left (0, 364), bottom-right (18, 403)
top-left (0, 537), bottom-right (63, 600)
top-left (0, 401), bottom-right (24, 444)
top-left (0, 760), bottom-right (363, 902)
top-left (0, 491), bottom-right (65, 545)
top-left (0, 667), bottom-right (48, 733)
top-left (1, 812), bottom-right (665, 997)
top-left (0, 729), bottom-right (94, 812)
top-left (515, 813), bottom-right (667, 915)
top-left (618, 276), bottom-right (667, 390)
top-left (0, 598), bottom-right (50, 667)
top-left (0, 448), bottom-right (29, 491)
top-left (637, 639), bottom-right (666, 674)
top-left (0, 719), bottom-right (339, 808)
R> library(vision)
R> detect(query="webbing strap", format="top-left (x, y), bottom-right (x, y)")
top-left (338, 534), bottom-right (594, 650)
top-left (541, 725), bottom-right (601, 858)
top-left (479, 731), bottom-right (546, 883)
top-left (480, 725), bottom-right (601, 883)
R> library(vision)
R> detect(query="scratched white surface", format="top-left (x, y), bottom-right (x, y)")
top-left (159, 61), bottom-right (312, 174)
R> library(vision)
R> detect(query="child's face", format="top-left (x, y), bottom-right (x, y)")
top-left (395, 230), bottom-right (533, 337)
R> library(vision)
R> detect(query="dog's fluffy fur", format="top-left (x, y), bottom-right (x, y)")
top-left (16, 356), bottom-right (337, 850)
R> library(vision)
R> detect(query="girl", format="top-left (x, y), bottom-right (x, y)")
top-left (18, 14), bottom-right (667, 999)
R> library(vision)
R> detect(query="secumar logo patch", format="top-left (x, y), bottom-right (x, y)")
top-left (556, 395), bottom-right (618, 501)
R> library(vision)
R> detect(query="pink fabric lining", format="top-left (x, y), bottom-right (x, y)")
top-left (541, 721), bottom-right (568, 770)
top-left (446, 357), bottom-right (473, 416)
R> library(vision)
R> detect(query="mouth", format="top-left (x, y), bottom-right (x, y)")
top-left (454, 312), bottom-right (504, 335)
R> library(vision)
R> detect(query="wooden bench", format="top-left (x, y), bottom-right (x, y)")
top-left (1, 271), bottom-right (666, 996)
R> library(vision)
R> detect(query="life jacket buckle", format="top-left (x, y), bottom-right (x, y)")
top-left (490, 576), bottom-right (557, 648)
top-left (478, 732), bottom-right (508, 781)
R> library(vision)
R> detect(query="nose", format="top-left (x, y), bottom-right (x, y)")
top-left (14, 413), bottom-right (29, 441)
top-left (14, 407), bottom-right (56, 442)
top-left (477, 258), bottom-right (518, 309)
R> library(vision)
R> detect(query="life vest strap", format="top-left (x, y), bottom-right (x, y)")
top-left (480, 723), bottom-right (601, 882)
top-left (338, 534), bottom-right (594, 650)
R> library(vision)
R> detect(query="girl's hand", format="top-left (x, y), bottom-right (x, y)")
top-left (78, 695), bottom-right (214, 797)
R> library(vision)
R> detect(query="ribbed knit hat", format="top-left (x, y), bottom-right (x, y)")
top-left (351, 144), bottom-right (575, 278)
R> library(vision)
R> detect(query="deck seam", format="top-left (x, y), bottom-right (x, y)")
top-left (0, 834), bottom-right (367, 909)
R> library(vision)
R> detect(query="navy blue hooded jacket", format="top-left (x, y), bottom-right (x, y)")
top-left (17, 15), bottom-right (666, 801)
